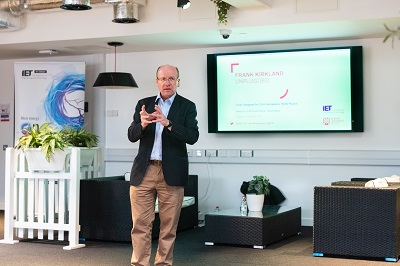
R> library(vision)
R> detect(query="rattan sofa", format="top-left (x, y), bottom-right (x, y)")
top-left (79, 175), bottom-right (198, 242)
top-left (313, 181), bottom-right (400, 262)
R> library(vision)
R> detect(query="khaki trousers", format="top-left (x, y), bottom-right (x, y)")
top-left (130, 164), bottom-right (184, 266)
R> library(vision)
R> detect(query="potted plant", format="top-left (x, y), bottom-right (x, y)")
top-left (211, 0), bottom-right (232, 25)
top-left (245, 175), bottom-right (270, 212)
top-left (15, 123), bottom-right (99, 171)
top-left (383, 24), bottom-right (400, 46)
top-left (60, 125), bottom-right (99, 166)
top-left (15, 123), bottom-right (70, 171)
top-left (60, 125), bottom-right (98, 148)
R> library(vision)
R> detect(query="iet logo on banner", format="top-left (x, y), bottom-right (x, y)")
top-left (323, 105), bottom-right (332, 111)
top-left (22, 70), bottom-right (33, 76)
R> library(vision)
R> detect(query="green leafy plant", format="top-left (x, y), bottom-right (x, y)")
top-left (15, 123), bottom-right (68, 162)
top-left (211, 0), bottom-right (232, 25)
top-left (383, 24), bottom-right (400, 47)
top-left (15, 123), bottom-right (99, 162)
top-left (60, 125), bottom-right (98, 148)
top-left (247, 175), bottom-right (270, 196)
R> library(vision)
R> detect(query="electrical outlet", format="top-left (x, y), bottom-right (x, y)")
top-left (227, 149), bottom-right (240, 157)
top-left (241, 150), bottom-right (253, 157)
top-left (196, 150), bottom-right (204, 157)
top-left (106, 110), bottom-right (118, 117)
top-left (206, 149), bottom-right (217, 157)
top-left (217, 149), bottom-right (227, 157)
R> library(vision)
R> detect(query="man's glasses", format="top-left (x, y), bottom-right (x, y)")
top-left (157, 77), bottom-right (178, 83)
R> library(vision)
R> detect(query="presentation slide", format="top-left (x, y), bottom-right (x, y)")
top-left (215, 49), bottom-right (352, 132)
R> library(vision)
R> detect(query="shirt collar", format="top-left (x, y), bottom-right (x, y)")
top-left (156, 93), bottom-right (177, 104)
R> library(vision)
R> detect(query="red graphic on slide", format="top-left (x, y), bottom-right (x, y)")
top-left (230, 122), bottom-right (234, 125)
top-left (323, 118), bottom-right (330, 125)
top-left (280, 89), bottom-right (289, 99)
top-left (231, 63), bottom-right (239, 73)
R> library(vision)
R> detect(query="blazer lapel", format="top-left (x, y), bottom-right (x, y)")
top-left (167, 94), bottom-right (181, 120)
top-left (147, 96), bottom-right (158, 134)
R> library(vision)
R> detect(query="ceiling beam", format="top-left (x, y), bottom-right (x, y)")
top-left (222, 0), bottom-right (271, 9)
top-left (105, 0), bottom-right (146, 5)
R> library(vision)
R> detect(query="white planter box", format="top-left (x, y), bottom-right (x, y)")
top-left (79, 148), bottom-right (96, 166)
top-left (24, 148), bottom-right (69, 172)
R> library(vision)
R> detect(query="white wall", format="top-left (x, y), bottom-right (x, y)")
top-left (102, 37), bottom-right (400, 225)
top-left (0, 60), bottom-right (15, 210)
top-left (1, 37), bottom-right (400, 225)
top-left (104, 38), bottom-right (400, 150)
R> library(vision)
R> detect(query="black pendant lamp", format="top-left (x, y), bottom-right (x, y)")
top-left (93, 42), bottom-right (138, 89)
top-left (177, 0), bottom-right (190, 9)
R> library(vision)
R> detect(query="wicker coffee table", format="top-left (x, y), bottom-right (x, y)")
top-left (205, 205), bottom-right (301, 249)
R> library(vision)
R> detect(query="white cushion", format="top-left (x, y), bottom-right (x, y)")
top-left (365, 175), bottom-right (400, 187)
top-left (365, 178), bottom-right (388, 188)
top-left (124, 172), bottom-right (130, 181)
top-left (385, 175), bottom-right (400, 183)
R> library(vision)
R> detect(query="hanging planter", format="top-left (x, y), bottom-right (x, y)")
top-left (211, 0), bottom-right (232, 25)
top-left (383, 24), bottom-right (400, 47)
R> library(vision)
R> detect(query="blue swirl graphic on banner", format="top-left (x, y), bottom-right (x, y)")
top-left (44, 73), bottom-right (85, 129)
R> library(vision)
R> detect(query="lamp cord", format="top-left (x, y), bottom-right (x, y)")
top-left (114, 45), bottom-right (117, 72)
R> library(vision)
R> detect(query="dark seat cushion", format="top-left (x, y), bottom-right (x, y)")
top-left (331, 181), bottom-right (367, 187)
top-left (350, 177), bottom-right (375, 182)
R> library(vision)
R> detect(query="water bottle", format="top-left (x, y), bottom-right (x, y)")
top-left (240, 195), bottom-right (248, 216)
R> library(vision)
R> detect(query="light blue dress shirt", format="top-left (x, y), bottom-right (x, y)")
top-left (150, 93), bottom-right (176, 160)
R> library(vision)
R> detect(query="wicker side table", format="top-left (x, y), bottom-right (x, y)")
top-left (205, 205), bottom-right (301, 249)
top-left (313, 186), bottom-right (400, 262)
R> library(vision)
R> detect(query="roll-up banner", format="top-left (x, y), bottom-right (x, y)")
top-left (14, 62), bottom-right (85, 142)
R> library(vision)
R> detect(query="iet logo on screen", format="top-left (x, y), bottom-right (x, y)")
top-left (323, 105), bottom-right (332, 111)
top-left (22, 70), bottom-right (33, 76)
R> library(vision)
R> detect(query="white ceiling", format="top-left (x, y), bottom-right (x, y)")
top-left (1, 18), bottom-right (398, 60)
top-left (0, 1), bottom-right (399, 60)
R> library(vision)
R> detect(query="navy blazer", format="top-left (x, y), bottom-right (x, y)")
top-left (128, 94), bottom-right (199, 186)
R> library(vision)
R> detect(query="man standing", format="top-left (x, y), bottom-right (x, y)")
top-left (128, 64), bottom-right (199, 266)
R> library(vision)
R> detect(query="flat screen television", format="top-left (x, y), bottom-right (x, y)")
top-left (207, 46), bottom-right (364, 133)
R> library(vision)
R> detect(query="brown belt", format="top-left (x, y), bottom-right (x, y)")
top-left (149, 160), bottom-right (162, 166)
